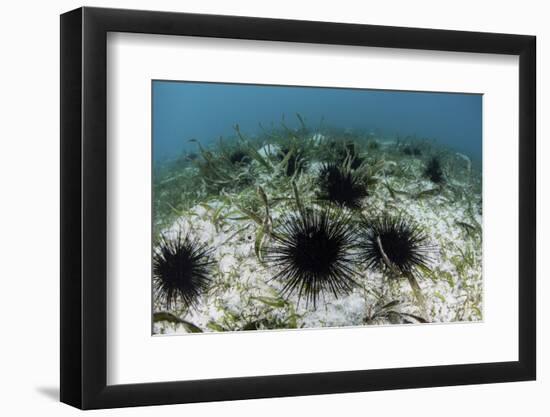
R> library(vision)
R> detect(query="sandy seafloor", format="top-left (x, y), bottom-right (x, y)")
top-left (153, 134), bottom-right (483, 335)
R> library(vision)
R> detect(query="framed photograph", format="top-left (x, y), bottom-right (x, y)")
top-left (60, 6), bottom-right (536, 409)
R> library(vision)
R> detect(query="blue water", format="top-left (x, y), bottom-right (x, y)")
top-left (152, 80), bottom-right (482, 163)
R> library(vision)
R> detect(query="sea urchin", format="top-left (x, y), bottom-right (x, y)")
top-left (358, 215), bottom-right (434, 276)
top-left (264, 207), bottom-right (359, 307)
top-left (153, 232), bottom-right (215, 310)
top-left (424, 156), bottom-right (444, 184)
top-left (228, 149), bottom-right (251, 165)
top-left (317, 163), bottom-right (368, 209)
top-left (279, 146), bottom-right (306, 177)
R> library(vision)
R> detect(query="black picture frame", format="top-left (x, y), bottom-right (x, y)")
top-left (60, 6), bottom-right (536, 410)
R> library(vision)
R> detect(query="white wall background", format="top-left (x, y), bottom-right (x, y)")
top-left (0, 0), bottom-right (545, 415)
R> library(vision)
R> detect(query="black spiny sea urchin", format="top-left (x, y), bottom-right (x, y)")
top-left (359, 215), bottom-right (434, 275)
top-left (424, 156), bottom-right (444, 184)
top-left (153, 232), bottom-right (215, 310)
top-left (228, 149), bottom-right (251, 165)
top-left (279, 146), bottom-right (306, 177)
top-left (264, 207), bottom-right (360, 307)
top-left (317, 163), bottom-right (368, 209)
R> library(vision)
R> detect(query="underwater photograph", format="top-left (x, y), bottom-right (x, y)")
top-left (152, 81), bottom-right (482, 335)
